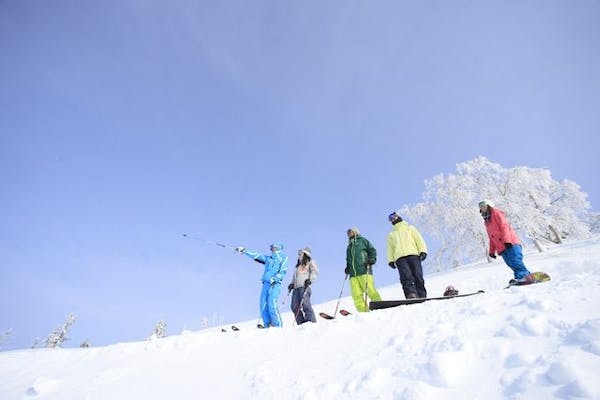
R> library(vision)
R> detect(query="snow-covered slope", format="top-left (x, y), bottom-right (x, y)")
top-left (1, 237), bottom-right (600, 400)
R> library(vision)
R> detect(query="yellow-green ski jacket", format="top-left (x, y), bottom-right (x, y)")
top-left (387, 221), bottom-right (427, 263)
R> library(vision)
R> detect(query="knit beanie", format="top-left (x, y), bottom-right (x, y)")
top-left (300, 247), bottom-right (312, 257)
top-left (478, 199), bottom-right (494, 208)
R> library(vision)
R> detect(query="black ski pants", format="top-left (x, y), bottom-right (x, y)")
top-left (394, 255), bottom-right (427, 299)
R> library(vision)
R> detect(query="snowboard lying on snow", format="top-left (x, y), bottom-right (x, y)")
top-left (369, 290), bottom-right (485, 311)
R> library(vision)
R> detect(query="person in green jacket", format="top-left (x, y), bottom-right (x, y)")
top-left (345, 227), bottom-right (382, 312)
top-left (386, 212), bottom-right (428, 299)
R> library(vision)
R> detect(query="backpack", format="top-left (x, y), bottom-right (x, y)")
top-left (443, 285), bottom-right (459, 296)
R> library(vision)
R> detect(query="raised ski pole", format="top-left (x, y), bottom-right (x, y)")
top-left (182, 234), bottom-right (238, 251)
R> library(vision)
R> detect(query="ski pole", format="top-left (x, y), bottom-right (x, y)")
top-left (292, 288), bottom-right (309, 326)
top-left (364, 264), bottom-right (372, 311)
top-left (182, 234), bottom-right (238, 251)
top-left (331, 274), bottom-right (349, 318)
top-left (281, 286), bottom-right (292, 307)
top-left (364, 276), bottom-right (368, 311)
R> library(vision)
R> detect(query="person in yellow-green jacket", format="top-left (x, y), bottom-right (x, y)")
top-left (387, 212), bottom-right (428, 299)
top-left (345, 227), bottom-right (382, 312)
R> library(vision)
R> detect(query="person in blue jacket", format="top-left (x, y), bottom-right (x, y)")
top-left (236, 243), bottom-right (289, 327)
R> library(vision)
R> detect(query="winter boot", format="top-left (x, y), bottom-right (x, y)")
top-left (509, 274), bottom-right (534, 285)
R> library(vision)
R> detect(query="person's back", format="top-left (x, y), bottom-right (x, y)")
top-left (387, 220), bottom-right (427, 261)
top-left (386, 212), bottom-right (428, 299)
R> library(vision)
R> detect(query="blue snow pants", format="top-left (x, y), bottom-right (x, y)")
top-left (500, 244), bottom-right (531, 279)
top-left (260, 281), bottom-right (282, 327)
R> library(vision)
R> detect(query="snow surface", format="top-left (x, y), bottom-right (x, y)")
top-left (1, 237), bottom-right (600, 400)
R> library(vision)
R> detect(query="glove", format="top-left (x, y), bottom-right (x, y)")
top-left (504, 243), bottom-right (513, 249)
top-left (388, 261), bottom-right (396, 269)
top-left (287, 283), bottom-right (294, 292)
top-left (304, 279), bottom-right (311, 288)
top-left (489, 252), bottom-right (496, 259)
top-left (344, 267), bottom-right (349, 275)
top-left (419, 252), bottom-right (427, 261)
top-left (235, 246), bottom-right (245, 254)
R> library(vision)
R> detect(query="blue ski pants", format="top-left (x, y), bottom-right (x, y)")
top-left (500, 244), bottom-right (531, 279)
top-left (260, 281), bottom-right (282, 327)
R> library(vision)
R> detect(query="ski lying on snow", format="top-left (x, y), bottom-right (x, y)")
top-left (319, 309), bottom-right (352, 320)
top-left (222, 324), bottom-right (266, 332)
top-left (504, 271), bottom-right (551, 289)
top-left (369, 290), bottom-right (485, 311)
top-left (221, 325), bottom-right (241, 332)
top-left (319, 312), bottom-right (335, 320)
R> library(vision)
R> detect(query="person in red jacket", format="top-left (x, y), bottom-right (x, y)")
top-left (479, 200), bottom-right (532, 284)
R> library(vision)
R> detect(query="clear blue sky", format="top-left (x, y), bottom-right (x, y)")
top-left (1, 1), bottom-right (598, 349)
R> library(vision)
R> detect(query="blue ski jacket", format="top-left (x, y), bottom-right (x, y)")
top-left (243, 243), bottom-right (289, 283)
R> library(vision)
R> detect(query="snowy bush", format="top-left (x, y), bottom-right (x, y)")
top-left (148, 321), bottom-right (167, 340)
top-left (0, 329), bottom-right (14, 350)
top-left (200, 317), bottom-right (209, 329)
top-left (199, 314), bottom-right (224, 329)
top-left (43, 314), bottom-right (76, 348)
top-left (400, 157), bottom-right (592, 270)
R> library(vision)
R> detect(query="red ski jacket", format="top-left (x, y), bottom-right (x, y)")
top-left (484, 207), bottom-right (521, 255)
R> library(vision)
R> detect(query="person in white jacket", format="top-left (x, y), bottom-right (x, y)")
top-left (287, 247), bottom-right (319, 324)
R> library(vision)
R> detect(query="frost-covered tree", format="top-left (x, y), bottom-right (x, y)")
top-left (148, 320), bottom-right (167, 340)
top-left (199, 314), bottom-right (224, 330)
top-left (200, 317), bottom-right (210, 329)
top-left (401, 157), bottom-right (592, 270)
top-left (44, 314), bottom-right (76, 348)
top-left (590, 212), bottom-right (600, 233)
top-left (498, 166), bottom-right (591, 245)
top-left (0, 328), bottom-right (14, 350)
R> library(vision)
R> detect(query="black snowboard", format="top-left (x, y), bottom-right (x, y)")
top-left (369, 290), bottom-right (485, 310)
